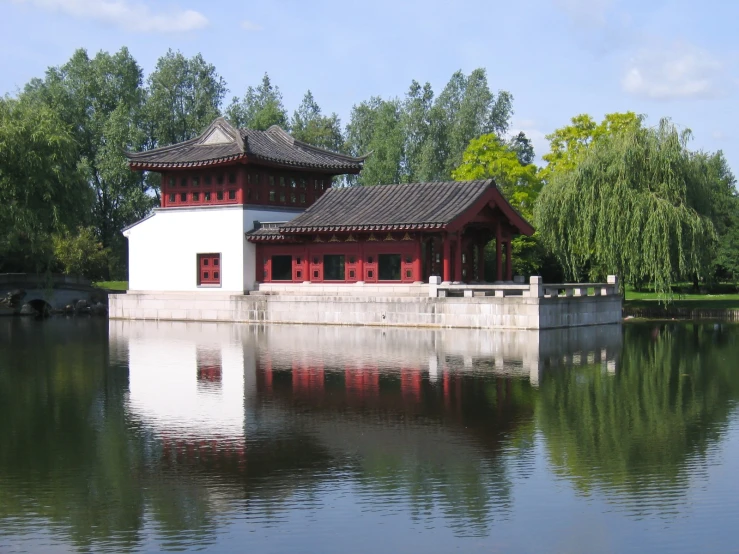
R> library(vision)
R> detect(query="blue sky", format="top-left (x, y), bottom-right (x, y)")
top-left (1, 0), bottom-right (736, 170)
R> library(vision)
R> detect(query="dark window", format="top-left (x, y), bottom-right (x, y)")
top-left (169, 177), bottom-right (175, 186)
top-left (290, 193), bottom-right (296, 204)
top-left (279, 192), bottom-right (286, 202)
top-left (217, 191), bottom-right (224, 201)
top-left (271, 255), bottom-right (292, 281)
top-left (313, 270), bottom-right (319, 278)
top-left (300, 194), bottom-right (306, 204)
top-left (180, 193), bottom-right (187, 202)
top-left (314, 179), bottom-right (321, 190)
top-left (193, 192), bottom-right (200, 201)
top-left (368, 256), bottom-right (374, 264)
top-left (406, 270), bottom-right (412, 278)
top-left (312, 257), bottom-right (318, 264)
top-left (217, 174), bottom-right (224, 185)
top-left (280, 176), bottom-right (285, 187)
top-left (229, 173), bottom-right (236, 184)
top-left (181, 177), bottom-right (188, 187)
top-left (247, 189), bottom-right (252, 200)
top-left (379, 254), bottom-right (401, 281)
top-left (269, 175), bottom-right (275, 187)
top-left (297, 270), bottom-right (302, 279)
top-left (296, 257), bottom-right (302, 265)
top-left (290, 177), bottom-right (297, 188)
top-left (324, 255), bottom-right (345, 281)
top-left (406, 255), bottom-right (412, 264)
top-left (198, 253), bottom-right (220, 285)
top-left (349, 270), bottom-right (355, 278)
top-left (228, 190), bottom-right (236, 200)
top-left (299, 178), bottom-right (306, 189)
top-left (255, 191), bottom-right (260, 200)
top-left (169, 193), bottom-right (176, 203)
top-left (204, 192), bottom-right (211, 201)
top-left (204, 175), bottom-right (212, 185)
top-left (253, 173), bottom-right (260, 185)
top-left (269, 191), bottom-right (276, 201)
top-left (192, 176), bottom-right (199, 187)
top-left (368, 270), bottom-right (373, 278)
top-left (349, 256), bottom-right (356, 264)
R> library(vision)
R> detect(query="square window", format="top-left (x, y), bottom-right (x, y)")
top-left (271, 255), bottom-right (292, 281)
top-left (269, 191), bottom-right (276, 201)
top-left (349, 270), bottom-right (355, 278)
top-left (192, 176), bottom-right (199, 187)
top-left (181, 177), bottom-right (188, 187)
top-left (229, 173), bottom-right (236, 184)
top-left (204, 175), bottom-right (212, 185)
top-left (169, 193), bottom-right (176, 203)
top-left (299, 178), bottom-right (306, 189)
top-left (280, 176), bottom-right (285, 187)
top-left (228, 190), bottom-right (236, 200)
top-left (198, 253), bottom-right (221, 286)
top-left (193, 192), bottom-right (200, 201)
top-left (269, 175), bottom-right (275, 187)
top-left (217, 191), bottom-right (224, 201)
top-left (204, 192), bottom-right (211, 201)
top-left (297, 270), bottom-right (302, 278)
top-left (253, 173), bottom-right (259, 185)
top-left (406, 256), bottom-right (412, 264)
top-left (217, 174), bottom-right (224, 185)
top-left (296, 257), bottom-right (302, 265)
top-left (300, 194), bottom-right (306, 204)
top-left (378, 254), bottom-right (401, 281)
top-left (214, 271), bottom-right (219, 279)
top-left (368, 270), bottom-right (373, 278)
top-left (406, 270), bottom-right (412, 278)
top-left (280, 193), bottom-right (286, 202)
top-left (290, 178), bottom-right (297, 188)
top-left (324, 254), bottom-right (345, 281)
top-left (203, 259), bottom-right (209, 266)
top-left (368, 256), bottom-right (374, 264)
top-left (213, 259), bottom-right (219, 266)
top-left (313, 270), bottom-right (318, 278)
top-left (169, 177), bottom-right (175, 186)
top-left (180, 193), bottom-right (187, 202)
top-left (204, 272), bottom-right (209, 278)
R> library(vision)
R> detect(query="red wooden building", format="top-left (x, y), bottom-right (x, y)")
top-left (247, 180), bottom-right (534, 284)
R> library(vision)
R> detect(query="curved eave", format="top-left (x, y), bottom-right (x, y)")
top-left (128, 154), bottom-right (248, 171)
top-left (280, 223), bottom-right (445, 234)
top-left (246, 154), bottom-right (364, 174)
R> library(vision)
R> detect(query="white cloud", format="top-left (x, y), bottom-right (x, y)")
top-left (240, 20), bottom-right (261, 31)
top-left (12, 0), bottom-right (208, 32)
top-left (712, 130), bottom-right (727, 141)
top-left (622, 42), bottom-right (724, 100)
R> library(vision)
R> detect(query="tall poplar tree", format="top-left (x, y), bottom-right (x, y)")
top-left (226, 73), bottom-right (288, 130)
top-left (290, 90), bottom-right (343, 151)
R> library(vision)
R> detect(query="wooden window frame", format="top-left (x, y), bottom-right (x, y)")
top-left (197, 253), bottom-right (222, 287)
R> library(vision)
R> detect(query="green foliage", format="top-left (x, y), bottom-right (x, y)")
top-left (540, 112), bottom-right (642, 181)
top-left (535, 119), bottom-right (717, 298)
top-left (290, 90), bottom-right (343, 151)
top-left (225, 73), bottom-right (287, 130)
top-left (144, 49), bottom-right (228, 147)
top-left (0, 94), bottom-right (88, 272)
top-left (52, 227), bottom-right (111, 280)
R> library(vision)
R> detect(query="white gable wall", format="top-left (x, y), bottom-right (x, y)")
top-left (125, 205), bottom-right (302, 293)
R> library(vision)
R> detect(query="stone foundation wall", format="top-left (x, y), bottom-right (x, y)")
top-left (110, 291), bottom-right (622, 330)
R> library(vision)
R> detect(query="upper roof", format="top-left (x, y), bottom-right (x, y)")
top-left (126, 117), bottom-right (367, 173)
top-left (276, 180), bottom-right (534, 235)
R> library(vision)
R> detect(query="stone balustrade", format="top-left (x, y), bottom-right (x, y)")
top-left (430, 275), bottom-right (619, 299)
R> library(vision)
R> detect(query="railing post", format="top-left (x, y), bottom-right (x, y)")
top-left (528, 276), bottom-right (543, 298)
top-left (607, 275), bottom-right (619, 296)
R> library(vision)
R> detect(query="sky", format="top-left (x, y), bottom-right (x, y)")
top-left (1, 0), bottom-right (736, 170)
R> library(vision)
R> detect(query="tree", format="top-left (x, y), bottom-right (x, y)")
top-left (225, 73), bottom-right (287, 130)
top-left (0, 94), bottom-right (88, 272)
top-left (25, 48), bottom-right (155, 277)
top-left (535, 119), bottom-right (717, 298)
top-left (400, 80), bottom-right (433, 182)
top-left (345, 97), bottom-right (404, 186)
top-left (52, 227), bottom-right (111, 279)
top-left (144, 49), bottom-right (227, 147)
top-left (540, 112), bottom-right (642, 181)
top-left (507, 132), bottom-right (535, 166)
top-left (289, 90), bottom-right (343, 151)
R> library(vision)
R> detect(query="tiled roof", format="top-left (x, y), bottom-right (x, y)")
top-left (127, 118), bottom-right (365, 172)
top-left (280, 180), bottom-right (496, 233)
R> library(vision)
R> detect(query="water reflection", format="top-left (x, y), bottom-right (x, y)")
top-left (1, 319), bottom-right (738, 553)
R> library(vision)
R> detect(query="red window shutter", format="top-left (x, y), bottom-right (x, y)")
top-left (198, 254), bottom-right (221, 285)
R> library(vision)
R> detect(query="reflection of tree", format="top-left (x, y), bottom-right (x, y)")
top-left (536, 323), bottom-right (739, 513)
top-left (260, 359), bottom-right (538, 535)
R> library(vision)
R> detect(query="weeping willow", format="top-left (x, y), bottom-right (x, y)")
top-left (535, 119), bottom-right (716, 298)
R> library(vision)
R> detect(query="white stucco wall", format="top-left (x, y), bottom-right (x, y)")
top-left (124, 205), bottom-right (301, 293)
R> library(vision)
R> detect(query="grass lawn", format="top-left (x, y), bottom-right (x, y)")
top-left (94, 280), bottom-right (129, 291)
top-left (625, 289), bottom-right (739, 310)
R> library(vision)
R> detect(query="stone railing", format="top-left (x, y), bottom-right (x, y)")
top-left (430, 275), bottom-right (619, 299)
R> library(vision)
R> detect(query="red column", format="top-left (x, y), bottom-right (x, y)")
top-left (357, 243), bottom-right (364, 282)
top-left (442, 235), bottom-right (451, 282)
top-left (454, 234), bottom-right (463, 282)
top-left (505, 241), bottom-right (513, 281)
top-left (414, 238), bottom-right (423, 282)
top-left (495, 221), bottom-right (502, 281)
top-left (478, 242), bottom-right (486, 282)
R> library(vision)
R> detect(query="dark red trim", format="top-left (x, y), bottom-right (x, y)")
top-left (446, 187), bottom-right (535, 236)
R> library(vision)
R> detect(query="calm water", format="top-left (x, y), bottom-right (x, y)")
top-left (1, 319), bottom-right (738, 553)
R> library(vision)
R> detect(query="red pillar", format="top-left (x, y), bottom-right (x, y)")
top-left (357, 243), bottom-right (364, 282)
top-left (454, 234), bottom-right (463, 283)
top-left (442, 235), bottom-right (451, 282)
top-left (478, 242), bottom-right (486, 282)
top-left (414, 238), bottom-right (422, 282)
top-left (496, 221), bottom-right (503, 282)
top-left (505, 241), bottom-right (513, 281)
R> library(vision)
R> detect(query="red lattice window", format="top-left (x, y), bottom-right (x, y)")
top-left (198, 253), bottom-right (221, 286)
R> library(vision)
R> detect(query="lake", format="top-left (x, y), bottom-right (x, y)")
top-left (1, 318), bottom-right (738, 553)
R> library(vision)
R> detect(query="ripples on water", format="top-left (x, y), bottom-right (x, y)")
top-left (1, 318), bottom-right (739, 553)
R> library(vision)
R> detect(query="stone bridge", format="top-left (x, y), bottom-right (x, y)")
top-left (0, 273), bottom-right (108, 315)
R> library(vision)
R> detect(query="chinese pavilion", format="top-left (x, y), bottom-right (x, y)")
top-left (123, 117), bottom-right (533, 293)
